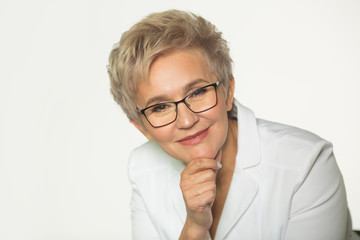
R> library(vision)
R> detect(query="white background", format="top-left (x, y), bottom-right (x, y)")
top-left (0, 0), bottom-right (359, 239)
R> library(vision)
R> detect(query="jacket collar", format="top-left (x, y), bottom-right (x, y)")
top-left (169, 100), bottom-right (261, 238)
top-left (233, 99), bottom-right (261, 171)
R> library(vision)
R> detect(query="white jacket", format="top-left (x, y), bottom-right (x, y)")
top-left (128, 100), bottom-right (357, 239)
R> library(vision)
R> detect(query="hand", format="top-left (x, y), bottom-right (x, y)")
top-left (180, 150), bottom-right (222, 233)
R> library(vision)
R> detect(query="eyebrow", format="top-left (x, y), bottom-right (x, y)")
top-left (144, 78), bottom-right (209, 107)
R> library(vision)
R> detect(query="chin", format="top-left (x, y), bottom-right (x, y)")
top-left (184, 143), bottom-right (219, 162)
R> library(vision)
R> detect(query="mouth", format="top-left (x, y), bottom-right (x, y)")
top-left (177, 128), bottom-right (209, 146)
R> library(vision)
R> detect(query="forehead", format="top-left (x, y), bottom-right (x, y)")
top-left (149, 49), bottom-right (211, 85)
top-left (136, 49), bottom-right (215, 107)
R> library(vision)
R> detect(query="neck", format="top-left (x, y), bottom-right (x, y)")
top-left (218, 118), bottom-right (238, 180)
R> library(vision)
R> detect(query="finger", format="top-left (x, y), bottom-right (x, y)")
top-left (198, 190), bottom-right (216, 207)
top-left (193, 181), bottom-right (216, 196)
top-left (187, 190), bottom-right (216, 211)
top-left (183, 169), bottom-right (216, 186)
top-left (182, 181), bottom-right (216, 199)
top-left (215, 149), bottom-right (222, 164)
top-left (182, 158), bottom-right (219, 177)
top-left (214, 149), bottom-right (222, 178)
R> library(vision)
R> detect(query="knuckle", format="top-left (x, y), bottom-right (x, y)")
top-left (180, 179), bottom-right (189, 190)
top-left (209, 190), bottom-right (215, 199)
top-left (196, 198), bottom-right (206, 209)
top-left (194, 159), bottom-right (203, 166)
top-left (182, 193), bottom-right (190, 201)
top-left (205, 169), bottom-right (215, 178)
top-left (200, 192), bottom-right (214, 205)
top-left (197, 206), bottom-right (205, 213)
top-left (187, 200), bottom-right (197, 210)
top-left (180, 181), bottom-right (185, 190)
top-left (208, 181), bottom-right (216, 190)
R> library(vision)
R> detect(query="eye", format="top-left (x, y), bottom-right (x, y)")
top-left (150, 103), bottom-right (172, 113)
top-left (190, 87), bottom-right (208, 97)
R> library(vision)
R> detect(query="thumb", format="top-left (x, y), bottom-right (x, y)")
top-left (215, 149), bottom-right (222, 169)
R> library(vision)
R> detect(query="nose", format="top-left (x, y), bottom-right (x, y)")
top-left (175, 102), bottom-right (199, 129)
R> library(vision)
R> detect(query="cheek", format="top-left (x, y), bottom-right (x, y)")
top-left (147, 125), bottom-right (174, 143)
top-left (211, 96), bottom-right (230, 143)
top-left (213, 93), bottom-right (229, 119)
top-left (189, 102), bottom-right (229, 158)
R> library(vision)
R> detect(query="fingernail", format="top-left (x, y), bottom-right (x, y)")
top-left (217, 162), bottom-right (222, 169)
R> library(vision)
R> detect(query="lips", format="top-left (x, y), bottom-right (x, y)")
top-left (177, 128), bottom-right (209, 146)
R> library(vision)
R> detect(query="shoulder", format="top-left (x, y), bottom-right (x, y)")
top-left (254, 119), bottom-right (342, 205)
top-left (256, 119), bottom-right (333, 172)
top-left (257, 119), bottom-right (325, 143)
top-left (128, 141), bottom-right (185, 183)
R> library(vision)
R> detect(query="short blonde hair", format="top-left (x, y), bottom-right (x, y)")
top-left (108, 10), bottom-right (233, 123)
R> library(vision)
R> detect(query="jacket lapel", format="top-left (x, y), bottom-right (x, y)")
top-left (215, 172), bottom-right (258, 240)
top-left (215, 100), bottom-right (261, 239)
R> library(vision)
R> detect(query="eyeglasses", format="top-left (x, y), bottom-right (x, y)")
top-left (137, 81), bottom-right (220, 128)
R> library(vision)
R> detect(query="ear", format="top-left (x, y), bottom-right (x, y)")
top-left (226, 77), bottom-right (235, 111)
top-left (131, 119), bottom-right (154, 141)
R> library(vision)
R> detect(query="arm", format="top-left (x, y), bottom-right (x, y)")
top-left (284, 141), bottom-right (350, 240)
top-left (179, 215), bottom-right (211, 240)
top-left (129, 181), bottom-right (160, 239)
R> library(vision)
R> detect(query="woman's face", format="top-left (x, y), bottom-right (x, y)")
top-left (133, 49), bottom-right (234, 163)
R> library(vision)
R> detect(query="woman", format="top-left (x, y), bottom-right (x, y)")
top-left (108, 10), bottom-right (357, 239)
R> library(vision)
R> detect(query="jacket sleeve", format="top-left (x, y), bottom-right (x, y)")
top-left (129, 180), bottom-right (160, 239)
top-left (284, 141), bottom-right (352, 240)
top-left (128, 149), bottom-right (160, 240)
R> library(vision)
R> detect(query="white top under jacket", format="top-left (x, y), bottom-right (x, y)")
top-left (128, 100), bottom-right (358, 240)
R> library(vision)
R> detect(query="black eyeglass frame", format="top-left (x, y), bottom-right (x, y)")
top-left (137, 80), bottom-right (221, 128)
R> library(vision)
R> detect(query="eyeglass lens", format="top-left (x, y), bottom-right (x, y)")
top-left (144, 84), bottom-right (217, 127)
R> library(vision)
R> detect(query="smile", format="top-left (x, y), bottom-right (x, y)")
top-left (177, 128), bottom-right (209, 146)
